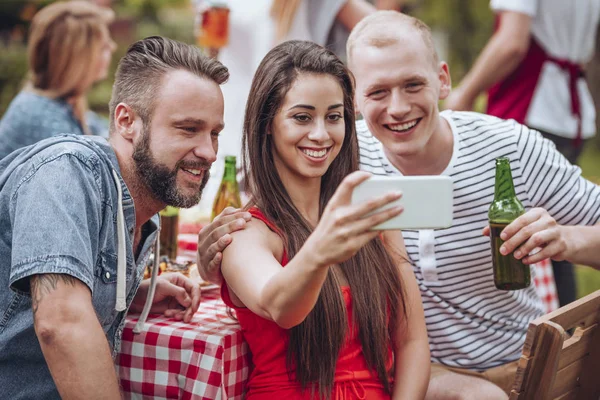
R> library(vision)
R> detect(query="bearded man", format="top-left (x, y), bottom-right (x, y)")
top-left (0, 36), bottom-right (246, 399)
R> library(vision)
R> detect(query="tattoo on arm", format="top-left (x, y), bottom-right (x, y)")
top-left (30, 274), bottom-right (79, 316)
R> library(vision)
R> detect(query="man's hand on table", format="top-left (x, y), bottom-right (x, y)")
top-left (197, 207), bottom-right (252, 285)
top-left (131, 273), bottom-right (201, 323)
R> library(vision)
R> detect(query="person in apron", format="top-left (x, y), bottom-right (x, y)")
top-left (444, 0), bottom-right (600, 307)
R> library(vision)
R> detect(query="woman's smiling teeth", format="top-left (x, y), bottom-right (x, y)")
top-left (388, 119), bottom-right (419, 132)
top-left (301, 148), bottom-right (328, 158)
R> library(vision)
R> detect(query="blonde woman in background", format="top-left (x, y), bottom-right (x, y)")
top-left (0, 0), bottom-right (116, 160)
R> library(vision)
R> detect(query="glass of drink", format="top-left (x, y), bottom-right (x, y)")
top-left (159, 206), bottom-right (179, 261)
top-left (488, 157), bottom-right (531, 290)
top-left (195, 2), bottom-right (229, 57)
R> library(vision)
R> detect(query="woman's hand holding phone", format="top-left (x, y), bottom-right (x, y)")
top-left (305, 171), bottom-right (403, 268)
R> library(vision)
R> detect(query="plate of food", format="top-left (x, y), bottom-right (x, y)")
top-left (144, 256), bottom-right (218, 290)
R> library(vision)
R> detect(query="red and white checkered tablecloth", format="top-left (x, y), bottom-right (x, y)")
top-left (116, 288), bottom-right (250, 400)
top-left (532, 258), bottom-right (559, 314)
top-left (177, 233), bottom-right (202, 262)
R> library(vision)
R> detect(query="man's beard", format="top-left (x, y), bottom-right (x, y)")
top-left (132, 128), bottom-right (211, 208)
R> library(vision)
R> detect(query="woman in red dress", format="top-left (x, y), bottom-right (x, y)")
top-left (221, 40), bottom-right (430, 399)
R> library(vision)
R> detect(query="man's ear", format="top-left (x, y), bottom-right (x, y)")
top-left (438, 62), bottom-right (451, 100)
top-left (114, 103), bottom-right (139, 140)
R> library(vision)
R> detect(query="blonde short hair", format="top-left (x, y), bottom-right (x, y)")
top-left (346, 10), bottom-right (439, 68)
top-left (28, 1), bottom-right (114, 97)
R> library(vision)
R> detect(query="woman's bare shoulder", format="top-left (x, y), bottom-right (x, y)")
top-left (227, 216), bottom-right (286, 262)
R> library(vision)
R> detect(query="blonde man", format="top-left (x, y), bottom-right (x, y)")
top-left (346, 11), bottom-right (600, 399)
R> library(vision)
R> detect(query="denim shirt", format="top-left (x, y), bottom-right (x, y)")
top-left (0, 134), bottom-right (159, 399)
top-left (0, 91), bottom-right (109, 161)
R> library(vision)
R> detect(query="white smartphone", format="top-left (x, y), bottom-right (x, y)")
top-left (351, 175), bottom-right (453, 230)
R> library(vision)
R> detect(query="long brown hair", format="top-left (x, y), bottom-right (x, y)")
top-left (27, 1), bottom-right (114, 134)
top-left (242, 40), bottom-right (406, 398)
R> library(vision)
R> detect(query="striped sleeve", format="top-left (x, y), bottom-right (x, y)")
top-left (516, 124), bottom-right (600, 226)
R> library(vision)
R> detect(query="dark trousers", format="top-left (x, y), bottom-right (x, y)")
top-left (536, 130), bottom-right (590, 306)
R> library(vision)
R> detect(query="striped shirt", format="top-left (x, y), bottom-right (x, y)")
top-left (357, 110), bottom-right (600, 370)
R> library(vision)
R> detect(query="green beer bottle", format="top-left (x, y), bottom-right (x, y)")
top-left (211, 156), bottom-right (242, 221)
top-left (488, 157), bottom-right (531, 290)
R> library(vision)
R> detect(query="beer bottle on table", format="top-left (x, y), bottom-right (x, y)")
top-left (488, 157), bottom-right (531, 290)
top-left (211, 155), bottom-right (242, 221)
top-left (159, 206), bottom-right (179, 261)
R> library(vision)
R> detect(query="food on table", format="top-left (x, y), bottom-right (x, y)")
top-left (144, 256), bottom-right (212, 287)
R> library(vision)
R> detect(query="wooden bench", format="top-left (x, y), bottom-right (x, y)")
top-left (510, 289), bottom-right (600, 399)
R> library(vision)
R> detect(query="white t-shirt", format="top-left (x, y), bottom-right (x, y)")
top-left (490, 0), bottom-right (600, 139)
top-left (358, 110), bottom-right (600, 370)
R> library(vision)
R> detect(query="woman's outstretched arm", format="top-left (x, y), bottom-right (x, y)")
top-left (221, 171), bottom-right (403, 329)
top-left (221, 218), bottom-right (329, 329)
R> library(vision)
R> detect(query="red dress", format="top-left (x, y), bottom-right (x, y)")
top-left (221, 208), bottom-right (393, 399)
